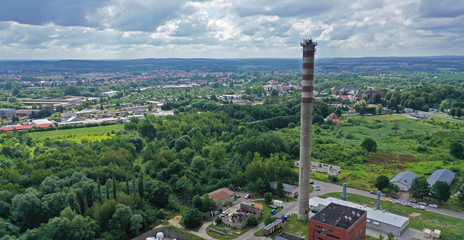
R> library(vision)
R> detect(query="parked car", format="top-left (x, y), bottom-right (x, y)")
top-left (235, 194), bottom-right (241, 198)
top-left (311, 209), bottom-right (318, 213)
top-left (418, 202), bottom-right (427, 206)
top-left (428, 204), bottom-right (438, 208)
top-left (310, 181), bottom-right (314, 184)
top-left (391, 195), bottom-right (399, 199)
top-left (313, 185), bottom-right (321, 191)
top-left (385, 198), bottom-right (393, 203)
top-left (409, 199), bottom-right (417, 203)
top-left (403, 203), bottom-right (413, 207)
top-left (370, 190), bottom-right (376, 195)
top-left (394, 200), bottom-right (402, 204)
top-left (379, 192), bottom-right (386, 197)
top-left (245, 194), bottom-right (251, 199)
top-left (221, 211), bottom-right (226, 217)
top-left (416, 205), bottom-right (425, 210)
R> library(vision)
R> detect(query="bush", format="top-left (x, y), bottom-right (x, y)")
top-left (215, 216), bottom-right (222, 225)
top-left (264, 192), bottom-right (273, 205)
top-left (265, 216), bottom-right (273, 225)
top-left (183, 208), bottom-right (204, 229)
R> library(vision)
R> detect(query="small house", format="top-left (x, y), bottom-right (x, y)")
top-left (208, 188), bottom-right (234, 209)
top-left (427, 169), bottom-right (455, 187)
top-left (390, 171), bottom-right (418, 191)
top-left (269, 181), bottom-right (299, 198)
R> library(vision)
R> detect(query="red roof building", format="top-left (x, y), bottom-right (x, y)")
top-left (208, 188), bottom-right (234, 209)
top-left (0, 123), bottom-right (54, 131)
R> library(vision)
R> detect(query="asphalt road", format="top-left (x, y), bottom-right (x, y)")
top-left (311, 179), bottom-right (464, 220)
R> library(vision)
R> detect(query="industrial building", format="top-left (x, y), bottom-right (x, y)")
top-left (389, 171), bottom-right (418, 191)
top-left (0, 108), bottom-right (16, 120)
top-left (309, 202), bottom-right (366, 240)
top-left (309, 197), bottom-right (409, 237)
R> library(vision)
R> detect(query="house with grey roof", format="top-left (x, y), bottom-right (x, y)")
top-left (390, 171), bottom-right (418, 191)
top-left (269, 181), bottom-right (298, 198)
top-left (427, 169), bottom-right (455, 187)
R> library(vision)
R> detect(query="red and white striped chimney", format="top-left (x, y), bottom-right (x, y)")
top-left (298, 39), bottom-right (317, 221)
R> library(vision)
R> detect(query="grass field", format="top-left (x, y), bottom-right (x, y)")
top-left (324, 192), bottom-right (464, 240)
top-left (29, 124), bottom-right (124, 142)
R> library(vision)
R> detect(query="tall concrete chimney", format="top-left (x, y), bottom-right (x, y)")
top-left (376, 191), bottom-right (381, 210)
top-left (298, 39), bottom-right (317, 221)
top-left (341, 183), bottom-right (347, 201)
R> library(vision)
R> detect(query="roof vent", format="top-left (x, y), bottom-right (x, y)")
top-left (352, 211), bottom-right (355, 216)
top-left (349, 217), bottom-right (352, 221)
top-left (356, 213), bottom-right (361, 217)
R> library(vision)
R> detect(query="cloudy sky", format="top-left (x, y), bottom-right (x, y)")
top-left (0, 0), bottom-right (463, 59)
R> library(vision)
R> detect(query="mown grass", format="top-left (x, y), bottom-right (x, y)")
top-left (324, 192), bottom-right (464, 240)
top-left (207, 224), bottom-right (254, 239)
top-left (280, 214), bottom-right (308, 239)
top-left (29, 124), bottom-right (124, 142)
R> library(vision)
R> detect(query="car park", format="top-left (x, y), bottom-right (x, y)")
top-left (429, 204), bottom-right (438, 208)
top-left (418, 202), bottom-right (427, 206)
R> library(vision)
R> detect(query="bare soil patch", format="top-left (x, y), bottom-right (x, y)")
top-left (367, 152), bottom-right (418, 171)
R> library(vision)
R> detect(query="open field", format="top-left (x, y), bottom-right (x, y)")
top-left (29, 124), bottom-right (124, 142)
top-left (324, 193), bottom-right (464, 240)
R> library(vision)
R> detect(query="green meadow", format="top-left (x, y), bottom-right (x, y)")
top-left (29, 124), bottom-right (124, 142)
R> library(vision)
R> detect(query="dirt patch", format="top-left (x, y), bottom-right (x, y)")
top-left (367, 152), bottom-right (418, 171)
top-left (409, 212), bottom-right (421, 218)
top-left (170, 215), bottom-right (184, 229)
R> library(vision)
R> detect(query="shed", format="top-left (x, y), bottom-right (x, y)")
top-left (269, 181), bottom-right (299, 198)
top-left (208, 188), bottom-right (234, 209)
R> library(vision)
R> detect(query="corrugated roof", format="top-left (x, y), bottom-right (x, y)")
top-left (390, 171), bottom-right (418, 188)
top-left (427, 169), bottom-right (455, 186)
top-left (208, 188), bottom-right (234, 202)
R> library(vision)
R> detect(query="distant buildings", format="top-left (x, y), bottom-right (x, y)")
top-left (309, 202), bottom-right (367, 240)
top-left (390, 171), bottom-right (418, 191)
top-left (0, 109), bottom-right (16, 120)
top-left (427, 169), bottom-right (455, 187)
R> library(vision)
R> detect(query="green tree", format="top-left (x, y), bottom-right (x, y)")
top-left (458, 187), bottom-right (464, 205)
top-left (264, 192), bottom-right (273, 205)
top-left (247, 214), bottom-right (258, 226)
top-left (374, 175), bottom-right (390, 191)
top-left (144, 180), bottom-right (171, 208)
top-left (276, 181), bottom-right (284, 198)
top-left (450, 141), bottom-right (464, 159)
top-left (201, 195), bottom-right (217, 212)
top-left (387, 232), bottom-right (397, 240)
top-left (192, 195), bottom-right (203, 210)
top-left (409, 177), bottom-right (430, 199)
top-left (45, 207), bottom-right (98, 240)
top-left (312, 114), bottom-right (324, 124)
top-left (431, 181), bottom-right (450, 202)
top-left (109, 204), bottom-right (143, 240)
top-left (183, 208), bottom-right (204, 229)
top-left (361, 138), bottom-right (377, 152)
top-left (11, 188), bottom-right (43, 231)
top-left (138, 119), bottom-right (156, 140)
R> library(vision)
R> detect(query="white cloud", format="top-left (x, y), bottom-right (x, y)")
top-left (0, 0), bottom-right (463, 59)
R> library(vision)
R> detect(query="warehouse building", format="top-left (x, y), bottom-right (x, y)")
top-left (427, 169), bottom-right (455, 187)
top-left (309, 197), bottom-right (409, 237)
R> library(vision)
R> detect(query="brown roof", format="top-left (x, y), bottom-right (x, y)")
top-left (208, 188), bottom-right (234, 202)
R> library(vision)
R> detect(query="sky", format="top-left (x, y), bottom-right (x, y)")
top-left (0, 0), bottom-right (463, 59)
